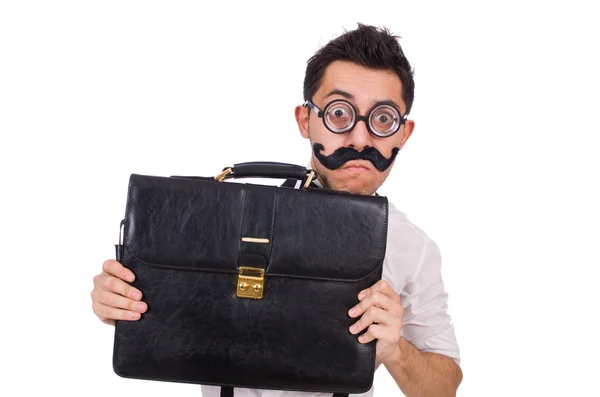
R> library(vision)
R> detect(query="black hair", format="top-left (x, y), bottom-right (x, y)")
top-left (303, 23), bottom-right (415, 114)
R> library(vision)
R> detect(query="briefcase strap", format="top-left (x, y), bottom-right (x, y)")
top-left (281, 178), bottom-right (321, 189)
top-left (219, 387), bottom-right (348, 397)
top-left (220, 387), bottom-right (233, 397)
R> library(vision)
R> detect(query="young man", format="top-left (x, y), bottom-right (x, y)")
top-left (91, 24), bottom-right (462, 397)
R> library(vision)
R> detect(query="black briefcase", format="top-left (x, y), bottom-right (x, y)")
top-left (112, 162), bottom-right (388, 396)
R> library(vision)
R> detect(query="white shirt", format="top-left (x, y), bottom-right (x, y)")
top-left (201, 179), bottom-right (460, 397)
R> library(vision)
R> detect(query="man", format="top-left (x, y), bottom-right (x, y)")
top-left (91, 24), bottom-right (462, 397)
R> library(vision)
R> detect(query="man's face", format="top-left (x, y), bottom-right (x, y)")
top-left (295, 60), bottom-right (414, 195)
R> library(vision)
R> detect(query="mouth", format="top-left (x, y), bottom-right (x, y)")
top-left (341, 160), bottom-right (373, 172)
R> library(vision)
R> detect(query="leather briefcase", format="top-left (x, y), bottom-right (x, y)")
top-left (112, 162), bottom-right (388, 396)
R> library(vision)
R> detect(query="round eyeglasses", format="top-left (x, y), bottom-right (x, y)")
top-left (303, 99), bottom-right (407, 138)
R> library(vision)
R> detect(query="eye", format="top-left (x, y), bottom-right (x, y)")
top-left (332, 108), bottom-right (348, 118)
top-left (377, 114), bottom-right (389, 124)
top-left (370, 105), bottom-right (399, 136)
top-left (325, 102), bottom-right (355, 132)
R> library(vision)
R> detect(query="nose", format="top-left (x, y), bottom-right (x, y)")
top-left (345, 118), bottom-right (373, 149)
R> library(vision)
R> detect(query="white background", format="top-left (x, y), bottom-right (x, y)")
top-left (1, 1), bottom-right (599, 396)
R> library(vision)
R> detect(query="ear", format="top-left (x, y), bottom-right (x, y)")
top-left (295, 105), bottom-right (310, 139)
top-left (398, 120), bottom-right (415, 150)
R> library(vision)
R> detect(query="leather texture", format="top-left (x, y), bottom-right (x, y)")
top-left (219, 387), bottom-right (348, 397)
top-left (113, 170), bottom-right (388, 394)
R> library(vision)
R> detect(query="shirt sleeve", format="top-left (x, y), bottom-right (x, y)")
top-left (399, 238), bottom-right (461, 365)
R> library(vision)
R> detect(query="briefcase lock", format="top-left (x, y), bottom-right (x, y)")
top-left (236, 266), bottom-right (265, 299)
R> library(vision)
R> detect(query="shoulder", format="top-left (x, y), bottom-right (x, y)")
top-left (382, 201), bottom-right (441, 291)
top-left (386, 201), bottom-right (436, 253)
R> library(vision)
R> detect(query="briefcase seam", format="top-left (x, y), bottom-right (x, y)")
top-left (122, 176), bottom-right (136, 249)
top-left (110, 371), bottom-right (371, 394)
top-left (122, 244), bottom-right (383, 282)
top-left (267, 263), bottom-right (383, 282)
top-left (236, 184), bottom-right (247, 261)
top-left (266, 186), bottom-right (278, 262)
top-left (380, 198), bottom-right (389, 265)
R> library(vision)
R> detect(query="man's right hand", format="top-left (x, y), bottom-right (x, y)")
top-left (91, 259), bottom-right (147, 325)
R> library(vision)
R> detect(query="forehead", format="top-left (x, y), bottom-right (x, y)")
top-left (315, 60), bottom-right (406, 113)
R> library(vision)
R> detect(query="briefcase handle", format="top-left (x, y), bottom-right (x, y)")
top-left (215, 162), bottom-right (317, 189)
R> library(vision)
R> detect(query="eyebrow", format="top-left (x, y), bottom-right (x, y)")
top-left (324, 89), bottom-right (355, 100)
top-left (324, 89), bottom-right (403, 114)
top-left (373, 99), bottom-right (403, 113)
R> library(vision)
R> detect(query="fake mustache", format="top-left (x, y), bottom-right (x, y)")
top-left (313, 143), bottom-right (400, 172)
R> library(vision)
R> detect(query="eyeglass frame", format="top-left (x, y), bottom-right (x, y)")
top-left (303, 99), bottom-right (408, 138)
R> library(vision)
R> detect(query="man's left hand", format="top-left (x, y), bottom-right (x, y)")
top-left (348, 279), bottom-right (404, 364)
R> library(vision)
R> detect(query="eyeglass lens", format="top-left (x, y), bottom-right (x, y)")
top-left (325, 102), bottom-right (356, 133)
top-left (369, 105), bottom-right (400, 136)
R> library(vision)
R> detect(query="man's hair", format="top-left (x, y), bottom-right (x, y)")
top-left (303, 23), bottom-right (415, 114)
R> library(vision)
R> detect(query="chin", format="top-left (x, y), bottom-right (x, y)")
top-left (318, 166), bottom-right (383, 196)
top-left (334, 178), bottom-right (376, 196)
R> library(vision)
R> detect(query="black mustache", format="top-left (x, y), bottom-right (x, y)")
top-left (313, 143), bottom-right (400, 172)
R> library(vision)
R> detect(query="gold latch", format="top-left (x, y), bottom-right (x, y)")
top-left (236, 266), bottom-right (265, 299)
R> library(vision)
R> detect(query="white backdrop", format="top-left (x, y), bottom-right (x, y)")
top-left (1, 1), bottom-right (599, 396)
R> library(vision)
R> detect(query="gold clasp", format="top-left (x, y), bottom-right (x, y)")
top-left (236, 266), bottom-right (265, 299)
top-left (215, 167), bottom-right (233, 182)
top-left (303, 170), bottom-right (316, 189)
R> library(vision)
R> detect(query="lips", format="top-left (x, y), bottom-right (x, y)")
top-left (341, 160), bottom-right (372, 171)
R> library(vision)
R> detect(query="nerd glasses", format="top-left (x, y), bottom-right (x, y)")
top-left (303, 99), bottom-right (407, 138)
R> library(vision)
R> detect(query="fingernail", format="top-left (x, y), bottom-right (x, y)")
top-left (130, 312), bottom-right (141, 320)
top-left (358, 292), bottom-right (366, 300)
top-left (350, 325), bottom-right (357, 334)
top-left (136, 303), bottom-right (146, 312)
top-left (126, 274), bottom-right (135, 282)
top-left (349, 307), bottom-right (356, 316)
top-left (132, 291), bottom-right (141, 300)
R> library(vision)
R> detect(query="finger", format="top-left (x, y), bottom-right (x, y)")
top-left (99, 273), bottom-right (142, 301)
top-left (358, 280), bottom-right (399, 302)
top-left (349, 291), bottom-right (398, 318)
top-left (349, 307), bottom-right (391, 335)
top-left (92, 301), bottom-right (142, 321)
top-left (92, 289), bottom-right (147, 313)
top-left (358, 324), bottom-right (385, 344)
top-left (102, 259), bottom-right (135, 283)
